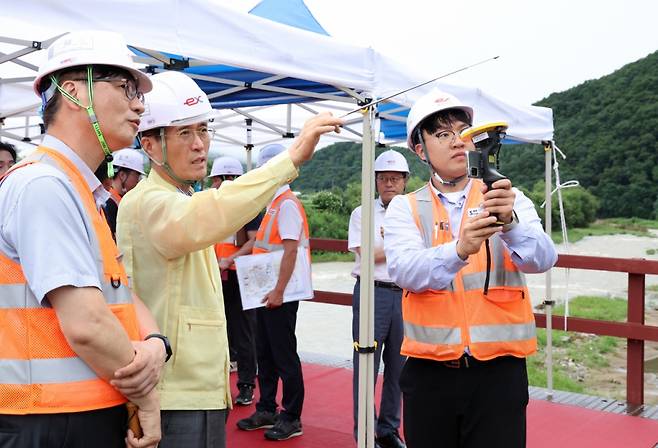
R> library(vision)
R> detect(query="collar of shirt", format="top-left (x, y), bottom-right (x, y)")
top-left (375, 196), bottom-right (386, 211)
top-left (269, 184), bottom-right (291, 207)
top-left (41, 135), bottom-right (110, 209)
top-left (428, 178), bottom-right (473, 207)
top-left (147, 168), bottom-right (194, 196)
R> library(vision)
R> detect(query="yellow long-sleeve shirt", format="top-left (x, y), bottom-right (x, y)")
top-left (116, 152), bottom-right (297, 410)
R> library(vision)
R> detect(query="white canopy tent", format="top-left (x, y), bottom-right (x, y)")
top-left (0, 2), bottom-right (558, 447)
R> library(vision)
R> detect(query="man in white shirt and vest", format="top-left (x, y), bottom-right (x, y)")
top-left (349, 150), bottom-right (408, 448)
top-left (384, 89), bottom-right (557, 448)
top-left (0, 30), bottom-right (165, 448)
top-left (237, 144), bottom-right (310, 441)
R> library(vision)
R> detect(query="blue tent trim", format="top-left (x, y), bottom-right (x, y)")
top-left (249, 0), bottom-right (330, 36)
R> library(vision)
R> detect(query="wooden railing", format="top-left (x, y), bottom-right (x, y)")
top-left (309, 238), bottom-right (658, 407)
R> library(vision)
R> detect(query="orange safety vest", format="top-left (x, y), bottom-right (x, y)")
top-left (108, 186), bottom-right (122, 207)
top-left (253, 190), bottom-right (310, 257)
top-left (214, 237), bottom-right (241, 271)
top-left (402, 181), bottom-right (536, 362)
top-left (0, 147), bottom-right (140, 415)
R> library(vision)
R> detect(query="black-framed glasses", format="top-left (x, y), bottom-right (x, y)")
top-left (73, 77), bottom-right (145, 103)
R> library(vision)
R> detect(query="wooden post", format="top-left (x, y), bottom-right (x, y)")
top-left (627, 272), bottom-right (645, 406)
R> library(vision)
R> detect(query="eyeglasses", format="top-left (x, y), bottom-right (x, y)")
top-left (219, 175), bottom-right (238, 181)
top-left (73, 77), bottom-right (145, 103)
top-left (172, 127), bottom-right (216, 144)
top-left (432, 127), bottom-right (472, 146)
top-left (376, 174), bottom-right (406, 184)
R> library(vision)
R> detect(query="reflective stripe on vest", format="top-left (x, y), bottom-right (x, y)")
top-left (253, 190), bottom-right (310, 254)
top-left (401, 181), bottom-right (536, 362)
top-left (0, 147), bottom-right (140, 414)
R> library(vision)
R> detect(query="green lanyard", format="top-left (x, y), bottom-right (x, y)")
top-left (51, 66), bottom-right (115, 178)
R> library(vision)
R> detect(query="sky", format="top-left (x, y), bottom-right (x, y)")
top-left (225, 0), bottom-right (658, 105)
top-left (1, 0), bottom-right (656, 159)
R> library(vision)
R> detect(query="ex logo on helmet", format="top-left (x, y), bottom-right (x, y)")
top-left (184, 96), bottom-right (203, 106)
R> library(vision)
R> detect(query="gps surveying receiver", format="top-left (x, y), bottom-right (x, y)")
top-left (461, 121), bottom-right (509, 295)
top-left (462, 121), bottom-right (509, 226)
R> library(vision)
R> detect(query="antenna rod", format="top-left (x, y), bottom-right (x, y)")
top-left (341, 55), bottom-right (499, 117)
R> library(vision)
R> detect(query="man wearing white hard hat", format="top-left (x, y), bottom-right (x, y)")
top-left (236, 143), bottom-right (309, 441)
top-left (117, 72), bottom-right (342, 448)
top-left (349, 149), bottom-right (408, 448)
top-left (102, 148), bottom-right (146, 240)
top-left (209, 156), bottom-right (260, 407)
top-left (0, 30), bottom-right (164, 447)
top-left (383, 89), bottom-right (557, 447)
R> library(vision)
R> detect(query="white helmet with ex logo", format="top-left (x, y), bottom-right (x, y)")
top-left (139, 71), bottom-right (219, 132)
top-left (374, 150), bottom-right (409, 173)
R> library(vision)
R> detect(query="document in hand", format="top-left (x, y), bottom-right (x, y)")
top-left (234, 247), bottom-right (313, 310)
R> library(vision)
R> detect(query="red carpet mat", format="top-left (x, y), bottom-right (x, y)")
top-left (227, 363), bottom-right (658, 447)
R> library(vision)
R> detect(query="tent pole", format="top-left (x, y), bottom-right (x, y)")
top-left (357, 105), bottom-right (376, 448)
top-left (245, 118), bottom-right (253, 171)
top-left (543, 141), bottom-right (554, 399)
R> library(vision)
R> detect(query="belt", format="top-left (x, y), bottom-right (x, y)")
top-left (356, 276), bottom-right (401, 291)
top-left (440, 354), bottom-right (490, 369)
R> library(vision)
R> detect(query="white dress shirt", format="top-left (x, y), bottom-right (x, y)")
top-left (348, 197), bottom-right (391, 282)
top-left (384, 180), bottom-right (557, 293)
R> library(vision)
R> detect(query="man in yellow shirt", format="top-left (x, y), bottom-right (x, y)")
top-left (117, 70), bottom-right (342, 448)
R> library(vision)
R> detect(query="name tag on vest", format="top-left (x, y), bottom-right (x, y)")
top-left (467, 207), bottom-right (483, 218)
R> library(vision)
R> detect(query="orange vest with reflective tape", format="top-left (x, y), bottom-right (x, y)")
top-left (253, 190), bottom-right (310, 257)
top-left (0, 147), bottom-right (140, 415)
top-left (214, 236), bottom-right (241, 271)
top-left (402, 181), bottom-right (536, 362)
top-left (108, 186), bottom-right (122, 206)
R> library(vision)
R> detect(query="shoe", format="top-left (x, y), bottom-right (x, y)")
top-left (229, 361), bottom-right (238, 373)
top-left (264, 418), bottom-right (303, 441)
top-left (376, 429), bottom-right (406, 448)
top-left (235, 384), bottom-right (255, 406)
top-left (236, 410), bottom-right (278, 431)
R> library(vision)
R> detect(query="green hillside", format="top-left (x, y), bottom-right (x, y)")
top-left (296, 50), bottom-right (658, 219)
top-left (293, 142), bottom-right (427, 191)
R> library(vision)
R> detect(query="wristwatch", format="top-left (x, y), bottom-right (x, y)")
top-left (502, 210), bottom-right (519, 233)
top-left (145, 333), bottom-right (172, 363)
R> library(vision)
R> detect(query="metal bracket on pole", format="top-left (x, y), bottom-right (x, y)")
top-left (245, 118), bottom-right (253, 171)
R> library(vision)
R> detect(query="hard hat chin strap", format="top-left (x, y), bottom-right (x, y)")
top-left (51, 66), bottom-right (115, 178)
top-left (416, 129), bottom-right (466, 187)
top-left (151, 127), bottom-right (197, 187)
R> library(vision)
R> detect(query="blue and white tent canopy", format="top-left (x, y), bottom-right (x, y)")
top-left (0, 0), bottom-right (553, 154)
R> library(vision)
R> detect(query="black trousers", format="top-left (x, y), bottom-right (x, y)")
top-left (222, 269), bottom-right (257, 387)
top-left (0, 405), bottom-right (127, 448)
top-left (400, 356), bottom-right (528, 448)
top-left (255, 301), bottom-right (304, 421)
top-left (160, 409), bottom-right (227, 448)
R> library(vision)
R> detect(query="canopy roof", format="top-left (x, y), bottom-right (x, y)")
top-left (0, 0), bottom-right (553, 153)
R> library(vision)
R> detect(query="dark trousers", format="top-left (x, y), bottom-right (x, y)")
top-left (0, 405), bottom-right (127, 448)
top-left (352, 280), bottom-right (405, 438)
top-left (222, 269), bottom-right (257, 387)
top-left (160, 409), bottom-right (227, 448)
top-left (255, 301), bottom-right (304, 421)
top-left (400, 356), bottom-right (529, 448)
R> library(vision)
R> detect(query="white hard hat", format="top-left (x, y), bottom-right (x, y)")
top-left (406, 89), bottom-right (473, 149)
top-left (112, 148), bottom-right (146, 175)
top-left (210, 156), bottom-right (244, 177)
top-left (139, 71), bottom-right (219, 132)
top-left (374, 150), bottom-right (409, 173)
top-left (257, 144), bottom-right (286, 168)
top-left (34, 30), bottom-right (152, 97)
